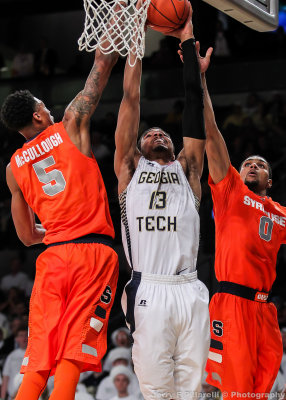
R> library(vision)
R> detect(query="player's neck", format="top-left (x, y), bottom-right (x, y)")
top-left (251, 188), bottom-right (267, 197)
top-left (146, 152), bottom-right (174, 165)
top-left (20, 122), bottom-right (53, 140)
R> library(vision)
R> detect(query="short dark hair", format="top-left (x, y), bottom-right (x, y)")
top-left (240, 155), bottom-right (272, 179)
top-left (1, 90), bottom-right (37, 131)
top-left (137, 127), bottom-right (172, 151)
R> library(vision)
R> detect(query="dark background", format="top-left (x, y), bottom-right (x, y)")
top-left (0, 0), bottom-right (286, 339)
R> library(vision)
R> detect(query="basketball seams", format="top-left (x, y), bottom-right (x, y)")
top-left (149, 1), bottom-right (182, 25)
top-left (147, 22), bottom-right (181, 32)
top-left (147, 0), bottom-right (188, 32)
top-left (170, 0), bottom-right (185, 22)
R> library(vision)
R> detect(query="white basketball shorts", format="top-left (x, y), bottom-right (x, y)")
top-left (122, 270), bottom-right (210, 400)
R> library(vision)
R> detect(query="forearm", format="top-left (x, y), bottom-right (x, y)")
top-left (123, 57), bottom-right (142, 100)
top-left (16, 223), bottom-right (45, 247)
top-left (202, 73), bottom-right (230, 183)
top-left (201, 73), bottom-right (218, 133)
top-left (182, 39), bottom-right (205, 141)
top-left (82, 50), bottom-right (118, 97)
top-left (11, 198), bottom-right (45, 247)
top-left (114, 58), bottom-right (141, 179)
top-left (32, 224), bottom-right (46, 244)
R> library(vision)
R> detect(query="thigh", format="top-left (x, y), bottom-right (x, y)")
top-left (205, 293), bottom-right (257, 396)
top-left (21, 247), bottom-right (69, 373)
top-left (255, 303), bottom-right (283, 395)
top-left (173, 280), bottom-right (210, 398)
top-left (131, 281), bottom-right (177, 400)
top-left (57, 243), bottom-right (119, 370)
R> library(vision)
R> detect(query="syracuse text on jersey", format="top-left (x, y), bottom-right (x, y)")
top-left (15, 133), bottom-right (63, 168)
top-left (244, 195), bottom-right (286, 227)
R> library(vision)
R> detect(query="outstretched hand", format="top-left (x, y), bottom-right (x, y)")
top-left (178, 41), bottom-right (213, 73)
top-left (167, 2), bottom-right (194, 42)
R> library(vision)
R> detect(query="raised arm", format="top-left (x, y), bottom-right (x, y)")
top-left (114, 55), bottom-right (142, 194)
top-left (179, 34), bottom-right (206, 200)
top-left (63, 50), bottom-right (118, 156)
top-left (168, 4), bottom-right (206, 200)
top-left (6, 165), bottom-right (45, 246)
top-left (202, 72), bottom-right (230, 184)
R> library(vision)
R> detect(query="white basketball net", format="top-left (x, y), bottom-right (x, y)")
top-left (78, 0), bottom-right (151, 66)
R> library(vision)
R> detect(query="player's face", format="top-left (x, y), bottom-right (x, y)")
top-left (34, 97), bottom-right (54, 126)
top-left (240, 158), bottom-right (272, 194)
top-left (140, 128), bottom-right (174, 159)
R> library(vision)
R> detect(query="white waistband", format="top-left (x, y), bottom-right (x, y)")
top-left (132, 270), bottom-right (197, 284)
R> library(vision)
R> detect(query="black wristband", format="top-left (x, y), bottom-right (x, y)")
top-left (182, 38), bottom-right (205, 140)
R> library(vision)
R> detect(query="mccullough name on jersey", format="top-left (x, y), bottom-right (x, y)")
top-left (15, 133), bottom-right (63, 167)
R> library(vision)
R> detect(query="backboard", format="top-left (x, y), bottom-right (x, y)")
top-left (202, 0), bottom-right (279, 31)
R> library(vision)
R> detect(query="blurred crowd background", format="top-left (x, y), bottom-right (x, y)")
top-left (0, 0), bottom-right (286, 398)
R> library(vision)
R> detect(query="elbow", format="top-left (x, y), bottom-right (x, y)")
top-left (123, 86), bottom-right (140, 102)
top-left (122, 92), bottom-right (140, 107)
top-left (17, 232), bottom-right (34, 247)
top-left (20, 238), bottom-right (33, 247)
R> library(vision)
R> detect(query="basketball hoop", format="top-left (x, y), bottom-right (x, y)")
top-left (78, 0), bottom-right (151, 66)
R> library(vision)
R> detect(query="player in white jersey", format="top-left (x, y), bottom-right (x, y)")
top-left (114, 5), bottom-right (213, 400)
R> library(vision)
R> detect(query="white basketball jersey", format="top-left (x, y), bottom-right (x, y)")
top-left (119, 157), bottom-right (200, 275)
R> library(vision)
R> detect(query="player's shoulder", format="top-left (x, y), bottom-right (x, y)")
top-left (269, 197), bottom-right (286, 214)
top-left (209, 163), bottom-right (242, 188)
top-left (6, 163), bottom-right (15, 182)
top-left (226, 164), bottom-right (241, 180)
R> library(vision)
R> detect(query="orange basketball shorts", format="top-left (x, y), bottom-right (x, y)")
top-left (21, 242), bottom-right (118, 375)
top-left (206, 292), bottom-right (283, 399)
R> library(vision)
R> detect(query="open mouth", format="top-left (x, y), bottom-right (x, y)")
top-left (247, 172), bottom-right (257, 178)
top-left (154, 138), bottom-right (165, 144)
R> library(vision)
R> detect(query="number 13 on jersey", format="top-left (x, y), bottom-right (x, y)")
top-left (149, 191), bottom-right (167, 209)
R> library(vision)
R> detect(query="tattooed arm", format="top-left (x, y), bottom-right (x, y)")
top-left (62, 49), bottom-right (118, 157)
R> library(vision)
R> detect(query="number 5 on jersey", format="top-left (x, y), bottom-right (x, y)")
top-left (33, 156), bottom-right (66, 196)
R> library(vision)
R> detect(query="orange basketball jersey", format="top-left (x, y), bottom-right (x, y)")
top-left (209, 165), bottom-right (286, 292)
top-left (10, 122), bottom-right (114, 244)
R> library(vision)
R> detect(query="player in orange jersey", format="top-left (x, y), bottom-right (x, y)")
top-left (0, 44), bottom-right (119, 400)
top-left (199, 49), bottom-right (286, 399)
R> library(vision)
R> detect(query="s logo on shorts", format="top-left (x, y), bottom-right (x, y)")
top-left (101, 285), bottom-right (112, 304)
top-left (212, 320), bottom-right (223, 337)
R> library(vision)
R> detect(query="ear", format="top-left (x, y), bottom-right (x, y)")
top-left (33, 111), bottom-right (41, 121)
top-left (267, 179), bottom-right (272, 189)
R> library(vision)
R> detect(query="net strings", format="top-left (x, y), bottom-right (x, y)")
top-left (78, 0), bottom-right (151, 66)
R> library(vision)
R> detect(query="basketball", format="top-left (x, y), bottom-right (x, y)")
top-left (146, 0), bottom-right (190, 34)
